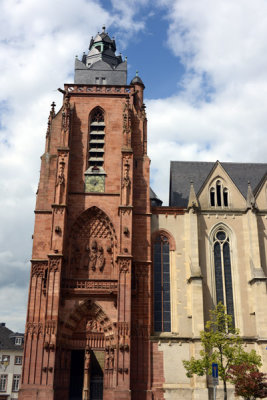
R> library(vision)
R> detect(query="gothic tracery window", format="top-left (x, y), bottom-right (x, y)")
top-left (213, 228), bottom-right (235, 326)
top-left (210, 179), bottom-right (229, 207)
top-left (153, 234), bottom-right (171, 332)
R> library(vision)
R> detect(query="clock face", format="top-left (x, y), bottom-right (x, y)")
top-left (85, 175), bottom-right (105, 193)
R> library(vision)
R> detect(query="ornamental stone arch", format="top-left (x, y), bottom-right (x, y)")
top-left (151, 228), bottom-right (176, 251)
top-left (208, 222), bottom-right (235, 244)
top-left (61, 299), bottom-right (116, 348)
top-left (89, 105), bottom-right (105, 122)
top-left (68, 206), bottom-right (118, 278)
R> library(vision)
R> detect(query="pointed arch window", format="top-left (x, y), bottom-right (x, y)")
top-left (213, 228), bottom-right (235, 326)
top-left (210, 179), bottom-right (229, 207)
top-left (85, 108), bottom-right (106, 193)
top-left (153, 234), bottom-right (171, 332)
top-left (88, 107), bottom-right (105, 169)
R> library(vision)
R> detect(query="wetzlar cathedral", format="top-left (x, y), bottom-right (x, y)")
top-left (19, 28), bottom-right (267, 400)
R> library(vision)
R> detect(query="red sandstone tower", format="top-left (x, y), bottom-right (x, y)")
top-left (19, 27), bottom-right (152, 400)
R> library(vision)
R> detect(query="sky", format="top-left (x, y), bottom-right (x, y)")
top-left (1, 0), bottom-right (267, 332)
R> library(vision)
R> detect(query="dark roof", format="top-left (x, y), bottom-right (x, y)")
top-left (169, 161), bottom-right (267, 207)
top-left (150, 187), bottom-right (163, 206)
top-left (75, 27), bottom-right (126, 85)
top-left (0, 324), bottom-right (24, 351)
top-left (130, 75), bottom-right (144, 86)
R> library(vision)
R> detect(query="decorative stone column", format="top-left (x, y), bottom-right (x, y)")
top-left (82, 347), bottom-right (91, 400)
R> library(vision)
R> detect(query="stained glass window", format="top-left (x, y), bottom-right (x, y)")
top-left (153, 234), bottom-right (171, 332)
top-left (213, 229), bottom-right (235, 326)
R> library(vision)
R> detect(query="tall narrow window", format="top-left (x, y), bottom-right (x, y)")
top-left (85, 107), bottom-right (106, 193)
top-left (210, 188), bottom-right (215, 206)
top-left (153, 234), bottom-right (171, 332)
top-left (88, 107), bottom-right (105, 169)
top-left (223, 189), bottom-right (228, 207)
top-left (0, 375), bottom-right (7, 391)
top-left (216, 181), bottom-right (222, 206)
top-left (213, 229), bottom-right (235, 326)
top-left (12, 375), bottom-right (20, 392)
top-left (210, 179), bottom-right (229, 207)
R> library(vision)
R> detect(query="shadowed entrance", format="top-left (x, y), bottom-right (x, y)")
top-left (69, 350), bottom-right (84, 400)
top-left (90, 351), bottom-right (103, 400)
top-left (69, 349), bottom-right (103, 400)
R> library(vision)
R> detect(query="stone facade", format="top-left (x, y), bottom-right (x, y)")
top-left (19, 29), bottom-right (153, 400)
top-left (19, 28), bottom-right (267, 400)
top-left (151, 161), bottom-right (267, 399)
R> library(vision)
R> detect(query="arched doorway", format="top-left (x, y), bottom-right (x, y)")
top-left (69, 348), bottom-right (104, 400)
top-left (60, 300), bottom-right (116, 400)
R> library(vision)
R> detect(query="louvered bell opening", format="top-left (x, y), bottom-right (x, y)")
top-left (89, 121), bottom-right (105, 168)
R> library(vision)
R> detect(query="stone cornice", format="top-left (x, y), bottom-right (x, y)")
top-left (152, 207), bottom-right (185, 215)
top-left (34, 209), bottom-right (53, 214)
top-left (69, 192), bottom-right (120, 196)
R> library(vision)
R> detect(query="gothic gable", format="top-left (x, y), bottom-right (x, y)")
top-left (197, 162), bottom-right (247, 209)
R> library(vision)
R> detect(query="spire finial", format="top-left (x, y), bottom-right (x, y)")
top-left (102, 25), bottom-right (106, 33)
top-left (187, 181), bottom-right (199, 211)
top-left (246, 181), bottom-right (257, 211)
top-left (136, 70), bottom-right (139, 76)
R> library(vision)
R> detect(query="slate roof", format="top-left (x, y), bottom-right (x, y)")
top-left (169, 161), bottom-right (267, 207)
top-left (150, 187), bottom-right (163, 206)
top-left (130, 75), bottom-right (144, 86)
top-left (0, 324), bottom-right (24, 351)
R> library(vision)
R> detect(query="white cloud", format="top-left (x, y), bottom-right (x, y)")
top-left (0, 0), bottom-right (148, 332)
top-left (148, 0), bottom-right (267, 204)
top-left (1, 0), bottom-right (267, 331)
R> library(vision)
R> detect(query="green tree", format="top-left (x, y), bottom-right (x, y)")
top-left (183, 303), bottom-right (261, 400)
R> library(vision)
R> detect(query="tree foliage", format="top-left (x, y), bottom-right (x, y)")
top-left (183, 303), bottom-right (261, 400)
top-left (227, 363), bottom-right (267, 399)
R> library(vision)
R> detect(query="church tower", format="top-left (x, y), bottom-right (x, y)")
top-left (19, 27), bottom-right (151, 400)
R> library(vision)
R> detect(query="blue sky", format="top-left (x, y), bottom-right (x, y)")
top-left (111, 6), bottom-right (186, 99)
top-left (1, 0), bottom-right (267, 331)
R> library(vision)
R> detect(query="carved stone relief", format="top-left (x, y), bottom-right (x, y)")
top-left (62, 95), bottom-right (70, 132)
top-left (49, 257), bottom-right (61, 272)
top-left (31, 262), bottom-right (48, 278)
top-left (86, 319), bottom-right (103, 334)
top-left (118, 258), bottom-right (131, 274)
top-left (61, 300), bottom-right (116, 347)
top-left (55, 154), bottom-right (67, 205)
top-left (122, 100), bottom-right (132, 147)
top-left (26, 322), bottom-right (43, 337)
top-left (118, 322), bottom-right (130, 351)
top-left (105, 347), bottom-right (115, 370)
top-left (122, 159), bottom-right (131, 206)
top-left (69, 207), bottom-right (117, 278)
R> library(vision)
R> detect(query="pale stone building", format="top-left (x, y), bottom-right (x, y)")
top-left (0, 323), bottom-right (24, 400)
top-left (151, 161), bottom-right (267, 399)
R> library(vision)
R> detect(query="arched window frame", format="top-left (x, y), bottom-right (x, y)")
top-left (209, 178), bottom-right (230, 208)
top-left (209, 224), bottom-right (239, 329)
top-left (152, 230), bottom-right (175, 333)
top-left (88, 107), bottom-right (106, 170)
